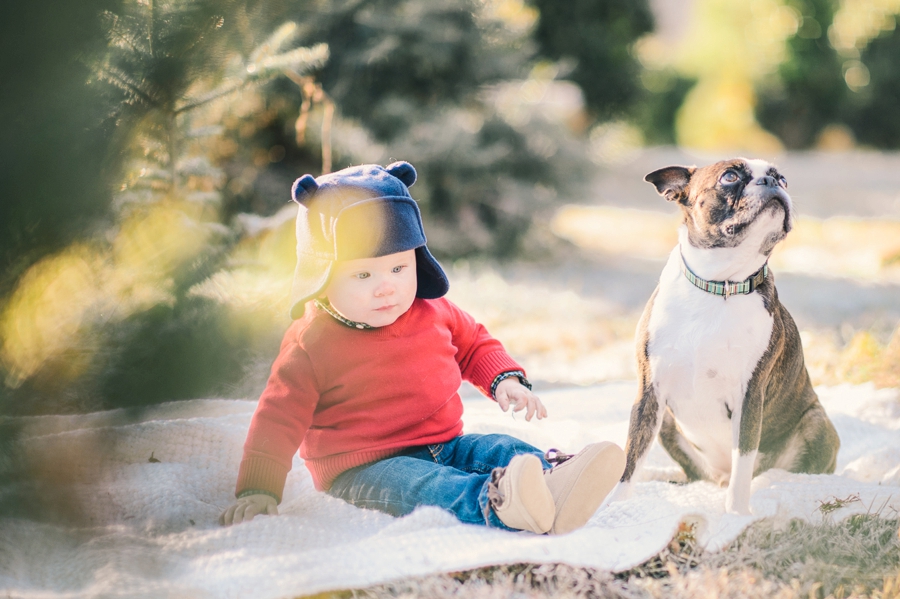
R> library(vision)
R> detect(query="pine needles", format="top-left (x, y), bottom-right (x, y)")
top-left (92, 1), bottom-right (328, 198)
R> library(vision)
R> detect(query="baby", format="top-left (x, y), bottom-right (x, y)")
top-left (220, 161), bottom-right (625, 534)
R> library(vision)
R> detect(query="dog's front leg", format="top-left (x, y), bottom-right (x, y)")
top-left (606, 380), bottom-right (666, 504)
top-left (725, 384), bottom-right (765, 515)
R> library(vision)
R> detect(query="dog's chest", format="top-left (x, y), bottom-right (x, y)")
top-left (646, 257), bottom-right (774, 462)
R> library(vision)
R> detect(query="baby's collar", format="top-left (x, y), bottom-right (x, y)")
top-left (315, 299), bottom-right (375, 330)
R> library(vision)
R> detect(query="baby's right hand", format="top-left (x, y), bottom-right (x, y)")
top-left (219, 493), bottom-right (279, 526)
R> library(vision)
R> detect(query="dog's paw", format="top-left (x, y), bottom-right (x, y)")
top-left (725, 505), bottom-right (752, 516)
top-left (724, 492), bottom-right (752, 516)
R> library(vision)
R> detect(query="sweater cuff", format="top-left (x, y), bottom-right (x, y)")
top-left (236, 456), bottom-right (291, 503)
top-left (468, 350), bottom-right (524, 398)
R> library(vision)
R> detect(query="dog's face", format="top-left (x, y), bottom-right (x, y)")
top-left (645, 158), bottom-right (793, 253)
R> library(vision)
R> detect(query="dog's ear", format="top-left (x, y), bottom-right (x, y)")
top-left (644, 166), bottom-right (695, 204)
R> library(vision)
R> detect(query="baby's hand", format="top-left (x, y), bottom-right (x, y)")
top-left (495, 378), bottom-right (547, 422)
top-left (219, 493), bottom-right (278, 526)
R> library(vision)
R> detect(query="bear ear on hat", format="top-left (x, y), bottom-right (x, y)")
top-left (385, 161), bottom-right (416, 188)
top-left (292, 174), bottom-right (319, 204)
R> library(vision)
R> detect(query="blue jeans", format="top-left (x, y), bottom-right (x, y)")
top-left (327, 434), bottom-right (550, 530)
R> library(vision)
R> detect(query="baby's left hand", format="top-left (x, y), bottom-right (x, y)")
top-left (495, 378), bottom-right (548, 422)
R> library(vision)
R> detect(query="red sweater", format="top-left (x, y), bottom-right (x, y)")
top-left (236, 297), bottom-right (524, 498)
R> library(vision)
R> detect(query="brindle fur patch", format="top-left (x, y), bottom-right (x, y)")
top-left (622, 287), bottom-right (660, 482)
top-left (625, 158), bottom-right (839, 495)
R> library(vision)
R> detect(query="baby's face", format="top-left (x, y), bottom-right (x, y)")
top-left (324, 249), bottom-right (418, 327)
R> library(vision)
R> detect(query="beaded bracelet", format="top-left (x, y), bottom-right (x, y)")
top-left (490, 370), bottom-right (532, 399)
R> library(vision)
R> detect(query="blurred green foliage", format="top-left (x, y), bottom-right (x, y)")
top-left (528, 0), bottom-right (694, 155)
top-left (757, 0), bottom-right (846, 148)
top-left (0, 1), bottom-right (320, 415)
top-left (0, 0), bottom-right (656, 416)
top-left (5, 0), bottom-right (900, 419)
top-left (0, 1), bottom-right (120, 297)
top-left (758, 0), bottom-right (900, 149)
top-left (630, 72), bottom-right (696, 147)
top-left (842, 25), bottom-right (900, 148)
top-left (528, 0), bottom-right (653, 119)
top-left (219, 0), bottom-right (660, 257)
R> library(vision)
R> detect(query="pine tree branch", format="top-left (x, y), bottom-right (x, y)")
top-left (176, 44), bottom-right (329, 114)
top-left (174, 78), bottom-right (250, 114)
top-left (100, 11), bottom-right (144, 56)
top-left (96, 65), bottom-right (158, 107)
top-left (107, 27), bottom-right (144, 56)
top-left (252, 44), bottom-right (329, 75)
top-left (248, 21), bottom-right (299, 64)
top-left (148, 0), bottom-right (155, 58)
top-left (177, 15), bottom-right (226, 57)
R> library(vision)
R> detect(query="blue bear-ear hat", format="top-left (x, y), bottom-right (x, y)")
top-left (289, 161), bottom-right (449, 319)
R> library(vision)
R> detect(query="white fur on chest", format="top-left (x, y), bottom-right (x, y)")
top-left (646, 246), bottom-right (774, 475)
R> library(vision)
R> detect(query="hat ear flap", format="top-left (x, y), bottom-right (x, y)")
top-left (292, 174), bottom-right (319, 204)
top-left (385, 161), bottom-right (416, 188)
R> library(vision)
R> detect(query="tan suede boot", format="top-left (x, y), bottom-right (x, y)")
top-left (543, 442), bottom-right (626, 535)
top-left (488, 454), bottom-right (555, 534)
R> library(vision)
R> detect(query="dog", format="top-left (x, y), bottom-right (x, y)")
top-left (606, 158), bottom-right (840, 515)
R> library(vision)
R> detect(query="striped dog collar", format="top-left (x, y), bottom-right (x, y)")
top-left (681, 253), bottom-right (768, 300)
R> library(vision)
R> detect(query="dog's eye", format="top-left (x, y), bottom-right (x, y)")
top-left (720, 171), bottom-right (740, 184)
top-left (777, 175), bottom-right (788, 189)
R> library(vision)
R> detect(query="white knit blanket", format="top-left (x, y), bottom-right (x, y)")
top-left (2, 382), bottom-right (899, 599)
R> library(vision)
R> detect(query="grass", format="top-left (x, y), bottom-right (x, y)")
top-left (445, 261), bottom-right (638, 385)
top-left (301, 515), bottom-right (900, 599)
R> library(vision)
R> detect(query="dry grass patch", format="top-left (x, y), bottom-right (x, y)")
top-left (551, 205), bottom-right (900, 284)
top-left (802, 326), bottom-right (900, 388)
top-left (301, 515), bottom-right (900, 599)
top-left (550, 205), bottom-right (678, 261)
top-left (446, 262), bottom-right (639, 384)
top-left (701, 515), bottom-right (900, 598)
top-left (776, 218), bottom-right (900, 283)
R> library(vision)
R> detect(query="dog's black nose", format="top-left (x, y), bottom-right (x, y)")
top-left (756, 176), bottom-right (776, 187)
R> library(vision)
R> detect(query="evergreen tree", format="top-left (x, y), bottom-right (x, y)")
top-left (757, 1), bottom-right (900, 150)
top-left (0, 1), bottom-right (120, 297)
top-left (1, 0), bottom-right (651, 415)
top-left (95, 0), bottom-right (327, 203)
top-left (756, 0), bottom-right (846, 149)
top-left (527, 0), bottom-right (654, 119)
top-left (219, 0), bottom-right (594, 257)
top-left (0, 0), bottom-right (329, 415)
top-left (841, 25), bottom-right (900, 148)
